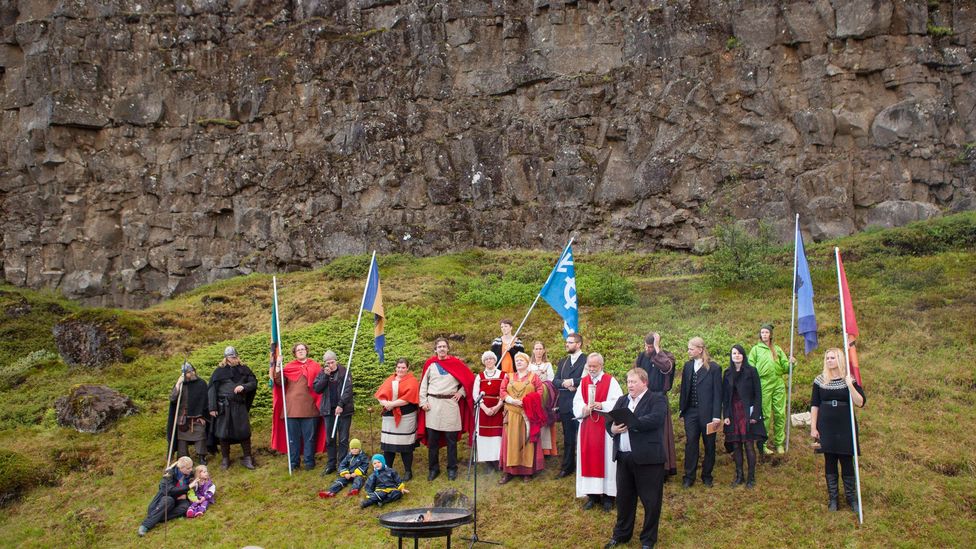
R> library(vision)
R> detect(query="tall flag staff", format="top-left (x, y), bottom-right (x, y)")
top-left (512, 237), bottom-right (579, 340)
top-left (269, 276), bottom-right (292, 476)
top-left (164, 356), bottom-right (190, 470)
top-left (835, 248), bottom-right (864, 524)
top-left (333, 251), bottom-right (384, 439)
top-left (786, 215), bottom-right (819, 451)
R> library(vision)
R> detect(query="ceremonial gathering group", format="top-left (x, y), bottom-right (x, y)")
top-left (140, 321), bottom-right (865, 548)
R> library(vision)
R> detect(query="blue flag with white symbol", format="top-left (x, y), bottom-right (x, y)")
top-left (795, 227), bottom-right (819, 355)
top-left (540, 243), bottom-right (579, 338)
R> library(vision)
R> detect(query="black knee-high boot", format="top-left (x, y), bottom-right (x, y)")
top-left (240, 439), bottom-right (256, 469)
top-left (826, 474), bottom-right (839, 511)
top-left (730, 444), bottom-right (744, 487)
top-left (842, 476), bottom-right (859, 514)
top-left (220, 441), bottom-right (232, 469)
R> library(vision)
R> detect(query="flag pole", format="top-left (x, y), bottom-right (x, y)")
top-left (334, 251), bottom-right (375, 439)
top-left (786, 214), bottom-right (799, 452)
top-left (512, 237), bottom-right (575, 340)
top-left (273, 276), bottom-right (293, 476)
top-left (835, 247), bottom-right (864, 524)
top-left (164, 355), bottom-right (190, 470)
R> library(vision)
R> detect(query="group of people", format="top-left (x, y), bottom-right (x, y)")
top-left (140, 321), bottom-right (865, 547)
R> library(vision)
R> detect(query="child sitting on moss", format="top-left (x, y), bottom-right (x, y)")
top-left (319, 438), bottom-right (370, 498)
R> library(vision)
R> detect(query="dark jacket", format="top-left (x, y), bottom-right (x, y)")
top-left (312, 364), bottom-right (355, 417)
top-left (365, 466), bottom-right (404, 493)
top-left (338, 451), bottom-right (370, 477)
top-left (606, 391), bottom-right (668, 465)
top-left (208, 364), bottom-right (258, 442)
top-left (552, 353), bottom-right (587, 418)
top-left (146, 465), bottom-right (191, 514)
top-left (678, 360), bottom-right (722, 427)
top-left (721, 364), bottom-right (764, 426)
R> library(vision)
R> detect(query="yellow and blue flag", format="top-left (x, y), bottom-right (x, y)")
top-left (363, 255), bottom-right (385, 363)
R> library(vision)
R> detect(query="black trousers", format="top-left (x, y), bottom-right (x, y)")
top-left (683, 407), bottom-right (716, 482)
top-left (426, 429), bottom-right (458, 473)
top-left (560, 415), bottom-right (579, 474)
top-left (142, 496), bottom-right (191, 531)
top-left (324, 414), bottom-right (352, 470)
top-left (613, 453), bottom-right (665, 547)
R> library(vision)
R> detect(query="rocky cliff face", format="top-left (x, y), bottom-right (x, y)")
top-left (1, 0), bottom-right (974, 307)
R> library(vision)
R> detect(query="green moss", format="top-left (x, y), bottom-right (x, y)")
top-left (927, 23), bottom-right (953, 37)
top-left (726, 36), bottom-right (743, 50)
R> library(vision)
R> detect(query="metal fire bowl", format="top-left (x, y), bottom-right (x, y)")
top-left (378, 507), bottom-right (473, 532)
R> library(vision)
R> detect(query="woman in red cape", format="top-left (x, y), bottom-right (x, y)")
top-left (270, 343), bottom-right (327, 469)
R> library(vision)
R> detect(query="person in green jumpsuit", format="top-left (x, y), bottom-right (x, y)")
top-left (747, 324), bottom-right (794, 454)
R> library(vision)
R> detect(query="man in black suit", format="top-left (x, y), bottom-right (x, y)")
top-left (552, 332), bottom-right (586, 478)
top-left (604, 368), bottom-right (668, 549)
top-left (678, 336), bottom-right (723, 488)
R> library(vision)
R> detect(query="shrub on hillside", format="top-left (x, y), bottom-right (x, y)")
top-left (705, 220), bottom-right (777, 287)
top-left (0, 449), bottom-right (50, 507)
top-left (578, 266), bottom-right (638, 306)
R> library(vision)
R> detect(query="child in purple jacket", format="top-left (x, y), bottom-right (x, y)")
top-left (186, 465), bottom-right (216, 518)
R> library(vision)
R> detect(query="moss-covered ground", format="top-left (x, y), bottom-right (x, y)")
top-left (0, 213), bottom-right (974, 547)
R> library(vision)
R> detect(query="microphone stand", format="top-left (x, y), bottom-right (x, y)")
top-left (463, 392), bottom-right (502, 548)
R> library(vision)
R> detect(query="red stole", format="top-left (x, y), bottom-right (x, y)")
top-left (579, 374), bottom-right (611, 477)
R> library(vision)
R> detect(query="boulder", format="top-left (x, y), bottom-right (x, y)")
top-left (833, 0), bottom-right (893, 39)
top-left (52, 313), bottom-right (131, 368)
top-left (432, 488), bottom-right (471, 509)
top-left (54, 384), bottom-right (137, 433)
top-left (865, 200), bottom-right (941, 229)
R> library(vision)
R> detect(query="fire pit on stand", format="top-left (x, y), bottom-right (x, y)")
top-left (378, 507), bottom-right (473, 549)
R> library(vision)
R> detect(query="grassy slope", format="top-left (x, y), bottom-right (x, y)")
top-left (0, 214), bottom-right (975, 548)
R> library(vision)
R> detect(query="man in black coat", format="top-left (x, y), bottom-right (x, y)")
top-left (313, 350), bottom-right (355, 475)
top-left (604, 368), bottom-right (668, 549)
top-left (678, 337), bottom-right (723, 488)
top-left (552, 332), bottom-right (587, 478)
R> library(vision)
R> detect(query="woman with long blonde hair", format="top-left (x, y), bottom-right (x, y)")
top-left (810, 347), bottom-right (865, 513)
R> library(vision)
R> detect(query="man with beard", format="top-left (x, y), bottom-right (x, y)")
top-left (208, 346), bottom-right (258, 470)
top-left (167, 362), bottom-right (210, 464)
top-left (418, 338), bottom-right (475, 481)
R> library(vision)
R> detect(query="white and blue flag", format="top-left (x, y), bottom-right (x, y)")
top-left (540, 243), bottom-right (579, 338)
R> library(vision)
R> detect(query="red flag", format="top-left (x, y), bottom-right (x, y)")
top-left (837, 252), bottom-right (862, 386)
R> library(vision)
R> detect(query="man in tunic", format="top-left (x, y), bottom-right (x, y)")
top-left (573, 353), bottom-right (623, 511)
top-left (167, 362), bottom-right (209, 465)
top-left (418, 338), bottom-right (475, 481)
top-left (634, 331), bottom-right (678, 477)
top-left (552, 332), bottom-right (587, 478)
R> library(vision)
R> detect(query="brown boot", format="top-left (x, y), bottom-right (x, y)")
top-left (241, 456), bottom-right (256, 470)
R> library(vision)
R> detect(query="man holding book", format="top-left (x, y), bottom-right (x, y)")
top-left (603, 368), bottom-right (669, 549)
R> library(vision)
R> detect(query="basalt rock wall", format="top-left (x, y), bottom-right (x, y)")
top-left (1, 0), bottom-right (975, 307)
